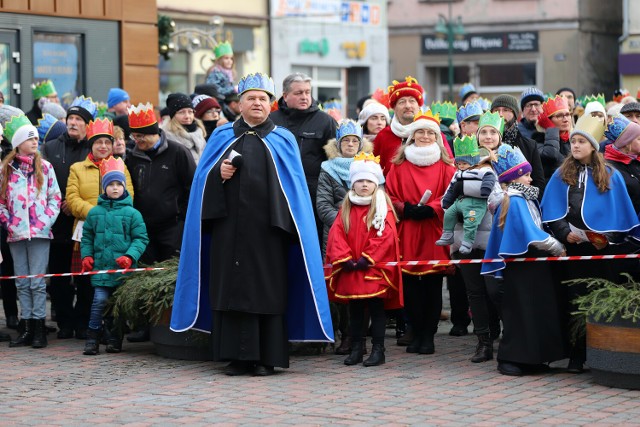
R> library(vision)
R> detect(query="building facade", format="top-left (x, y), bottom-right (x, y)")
top-left (389, 0), bottom-right (622, 103)
top-left (619, 0), bottom-right (640, 97)
top-left (157, 0), bottom-right (270, 106)
top-left (270, 0), bottom-right (389, 118)
top-left (0, 1), bottom-right (158, 110)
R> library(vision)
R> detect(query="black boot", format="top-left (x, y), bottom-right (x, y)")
top-left (6, 315), bottom-right (18, 330)
top-left (9, 319), bottom-right (34, 347)
top-left (363, 343), bottom-right (385, 367)
top-left (83, 328), bottom-right (101, 355)
top-left (31, 319), bottom-right (48, 348)
top-left (335, 335), bottom-right (352, 355)
top-left (470, 333), bottom-right (493, 363)
top-left (0, 331), bottom-right (10, 342)
top-left (105, 318), bottom-right (123, 353)
top-left (343, 340), bottom-right (364, 365)
top-left (418, 331), bottom-right (435, 355)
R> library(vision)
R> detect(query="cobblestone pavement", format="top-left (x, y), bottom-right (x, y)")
top-left (1, 313), bottom-right (639, 427)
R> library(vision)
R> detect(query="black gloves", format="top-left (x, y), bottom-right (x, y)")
top-left (403, 202), bottom-right (435, 220)
top-left (342, 257), bottom-right (370, 271)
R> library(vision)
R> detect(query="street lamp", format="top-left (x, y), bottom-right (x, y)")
top-left (434, 1), bottom-right (465, 101)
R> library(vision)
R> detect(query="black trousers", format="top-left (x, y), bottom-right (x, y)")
top-left (447, 267), bottom-right (470, 328)
top-left (140, 222), bottom-right (182, 265)
top-left (349, 298), bottom-right (386, 345)
top-left (403, 274), bottom-right (443, 339)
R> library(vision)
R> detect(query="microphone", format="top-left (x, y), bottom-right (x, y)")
top-left (230, 154), bottom-right (243, 169)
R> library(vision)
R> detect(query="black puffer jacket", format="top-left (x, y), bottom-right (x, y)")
top-left (270, 98), bottom-right (337, 201)
top-left (125, 130), bottom-right (196, 229)
top-left (531, 128), bottom-right (568, 181)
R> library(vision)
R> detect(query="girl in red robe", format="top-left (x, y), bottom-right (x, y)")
top-left (385, 111), bottom-right (456, 355)
top-left (325, 152), bottom-right (402, 367)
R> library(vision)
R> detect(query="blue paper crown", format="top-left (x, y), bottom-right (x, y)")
top-left (323, 99), bottom-right (342, 111)
top-left (36, 113), bottom-right (58, 141)
top-left (456, 101), bottom-right (483, 123)
top-left (459, 83), bottom-right (477, 100)
top-left (69, 96), bottom-right (98, 119)
top-left (493, 144), bottom-right (529, 178)
top-left (336, 119), bottom-right (363, 141)
top-left (237, 73), bottom-right (275, 97)
top-left (477, 97), bottom-right (492, 112)
top-left (605, 114), bottom-right (632, 142)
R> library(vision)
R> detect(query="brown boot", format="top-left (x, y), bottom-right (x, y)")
top-left (335, 335), bottom-right (352, 355)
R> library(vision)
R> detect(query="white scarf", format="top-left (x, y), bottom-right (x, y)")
top-left (390, 115), bottom-right (412, 139)
top-left (348, 189), bottom-right (388, 236)
top-left (404, 143), bottom-right (441, 167)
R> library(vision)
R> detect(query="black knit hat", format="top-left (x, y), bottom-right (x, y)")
top-left (67, 105), bottom-right (93, 124)
top-left (194, 84), bottom-right (221, 101)
top-left (166, 93), bottom-right (193, 118)
top-left (491, 94), bottom-right (520, 116)
top-left (621, 102), bottom-right (640, 115)
top-left (555, 87), bottom-right (576, 99)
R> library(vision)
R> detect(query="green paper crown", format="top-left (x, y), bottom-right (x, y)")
top-left (582, 93), bottom-right (606, 109)
top-left (453, 135), bottom-right (479, 157)
top-left (430, 101), bottom-right (457, 120)
top-left (213, 41), bottom-right (233, 59)
top-left (4, 114), bottom-right (32, 143)
top-left (478, 111), bottom-right (505, 134)
top-left (95, 102), bottom-right (109, 119)
top-left (32, 80), bottom-right (57, 99)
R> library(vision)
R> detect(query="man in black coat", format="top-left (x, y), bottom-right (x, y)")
top-left (491, 94), bottom-right (546, 195)
top-left (270, 73), bottom-right (337, 241)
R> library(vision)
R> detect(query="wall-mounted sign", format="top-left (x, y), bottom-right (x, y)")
top-left (341, 41), bottom-right (366, 59)
top-left (421, 31), bottom-right (538, 55)
top-left (299, 38), bottom-right (329, 56)
top-left (272, 0), bottom-right (382, 25)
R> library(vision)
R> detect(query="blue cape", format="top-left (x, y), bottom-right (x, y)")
top-left (541, 167), bottom-right (639, 233)
top-left (170, 123), bottom-right (334, 342)
top-left (481, 195), bottom-right (554, 277)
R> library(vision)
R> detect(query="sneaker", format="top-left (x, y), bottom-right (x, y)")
top-left (459, 241), bottom-right (473, 254)
top-left (435, 231), bottom-right (454, 246)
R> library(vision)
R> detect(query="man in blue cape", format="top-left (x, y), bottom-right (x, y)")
top-left (171, 73), bottom-right (334, 376)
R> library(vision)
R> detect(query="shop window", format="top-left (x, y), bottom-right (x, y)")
top-left (478, 63), bottom-right (536, 86)
top-left (437, 66), bottom-right (470, 85)
top-left (317, 67), bottom-right (341, 81)
top-left (159, 52), bottom-right (189, 107)
top-left (33, 32), bottom-right (83, 107)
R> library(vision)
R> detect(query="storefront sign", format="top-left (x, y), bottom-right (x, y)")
top-left (421, 31), bottom-right (538, 55)
top-left (299, 38), bottom-right (329, 56)
top-left (341, 41), bottom-right (366, 59)
top-left (272, 0), bottom-right (382, 25)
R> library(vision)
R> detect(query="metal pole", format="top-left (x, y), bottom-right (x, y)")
top-left (447, 0), bottom-right (454, 101)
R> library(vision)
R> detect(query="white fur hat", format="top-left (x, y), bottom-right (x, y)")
top-left (584, 101), bottom-right (606, 119)
top-left (358, 102), bottom-right (390, 127)
top-left (349, 153), bottom-right (384, 187)
top-left (407, 114), bottom-right (444, 149)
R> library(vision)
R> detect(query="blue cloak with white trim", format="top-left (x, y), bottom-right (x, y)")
top-left (540, 167), bottom-right (639, 233)
top-left (170, 122), bottom-right (334, 342)
top-left (481, 195), bottom-right (554, 277)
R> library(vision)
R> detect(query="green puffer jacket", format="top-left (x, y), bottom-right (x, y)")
top-left (80, 192), bottom-right (149, 287)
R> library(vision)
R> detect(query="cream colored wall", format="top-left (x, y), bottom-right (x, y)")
top-left (156, 0), bottom-right (267, 16)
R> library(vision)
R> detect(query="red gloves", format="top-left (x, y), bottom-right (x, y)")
top-left (116, 256), bottom-right (133, 269)
top-left (81, 257), bottom-right (94, 273)
top-left (537, 112), bottom-right (555, 130)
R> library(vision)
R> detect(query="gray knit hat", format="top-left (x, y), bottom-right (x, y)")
top-left (0, 105), bottom-right (25, 127)
top-left (491, 94), bottom-right (520, 116)
top-left (621, 102), bottom-right (640, 115)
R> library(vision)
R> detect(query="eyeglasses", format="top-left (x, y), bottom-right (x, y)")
top-left (130, 134), bottom-right (148, 142)
top-left (524, 102), bottom-right (542, 110)
top-left (553, 113), bottom-right (572, 120)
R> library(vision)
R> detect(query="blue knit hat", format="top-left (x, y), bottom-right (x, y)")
top-left (100, 157), bottom-right (126, 192)
top-left (520, 87), bottom-right (545, 110)
top-left (107, 88), bottom-right (130, 109)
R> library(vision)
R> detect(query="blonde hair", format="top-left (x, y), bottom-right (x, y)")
top-left (113, 125), bottom-right (125, 140)
top-left (166, 115), bottom-right (206, 139)
top-left (497, 183), bottom-right (511, 230)
top-left (0, 149), bottom-right (44, 199)
top-left (340, 187), bottom-right (397, 234)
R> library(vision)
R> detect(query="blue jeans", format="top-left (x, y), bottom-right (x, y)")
top-left (88, 286), bottom-right (114, 330)
top-left (9, 238), bottom-right (50, 319)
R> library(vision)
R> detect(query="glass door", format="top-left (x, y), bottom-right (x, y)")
top-left (0, 30), bottom-right (19, 107)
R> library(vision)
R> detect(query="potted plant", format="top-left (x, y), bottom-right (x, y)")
top-left (110, 257), bottom-right (213, 361)
top-left (567, 273), bottom-right (640, 390)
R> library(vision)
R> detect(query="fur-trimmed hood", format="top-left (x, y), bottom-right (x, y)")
top-left (323, 137), bottom-right (374, 160)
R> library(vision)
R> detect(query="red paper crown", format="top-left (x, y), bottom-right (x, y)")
top-left (371, 88), bottom-right (390, 109)
top-left (388, 76), bottom-right (424, 108)
top-left (542, 95), bottom-right (570, 118)
top-left (86, 118), bottom-right (113, 141)
top-left (99, 156), bottom-right (125, 177)
top-left (128, 102), bottom-right (157, 129)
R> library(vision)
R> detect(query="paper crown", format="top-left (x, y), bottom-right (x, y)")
top-left (128, 103), bottom-right (158, 129)
top-left (86, 118), bottom-right (114, 142)
top-left (323, 99), bottom-right (342, 111)
top-left (95, 102), bottom-right (109, 119)
top-left (605, 114), bottom-right (633, 142)
top-left (69, 96), bottom-right (98, 118)
top-left (570, 114), bottom-right (605, 150)
top-left (388, 76), bottom-right (424, 108)
top-left (542, 95), bottom-right (570, 118)
top-left (4, 115), bottom-right (33, 143)
top-left (430, 101), bottom-right (457, 121)
top-left (36, 114), bottom-right (58, 141)
top-left (99, 156), bottom-right (125, 177)
top-left (237, 72), bottom-right (275, 97)
top-left (580, 93), bottom-right (606, 109)
top-left (454, 135), bottom-right (479, 157)
top-left (456, 101), bottom-right (483, 123)
top-left (478, 111), bottom-right (504, 134)
top-left (459, 83), bottom-right (477, 101)
top-left (371, 88), bottom-right (390, 109)
top-left (32, 80), bottom-right (57, 99)
top-left (492, 144), bottom-right (531, 184)
top-left (478, 97), bottom-right (492, 112)
top-left (353, 151), bottom-right (380, 163)
top-left (336, 119), bottom-right (363, 141)
top-left (413, 110), bottom-right (441, 126)
top-left (613, 88), bottom-right (630, 103)
top-left (213, 41), bottom-right (233, 59)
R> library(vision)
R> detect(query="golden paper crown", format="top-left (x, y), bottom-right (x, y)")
top-left (127, 103), bottom-right (157, 129)
top-left (572, 114), bottom-right (605, 146)
top-left (413, 109), bottom-right (441, 126)
top-left (353, 151), bottom-right (380, 164)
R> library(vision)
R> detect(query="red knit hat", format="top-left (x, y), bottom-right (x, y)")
top-left (388, 76), bottom-right (424, 108)
top-left (192, 95), bottom-right (221, 119)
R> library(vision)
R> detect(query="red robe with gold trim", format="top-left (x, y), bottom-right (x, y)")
top-left (325, 204), bottom-right (403, 309)
top-left (385, 159), bottom-right (455, 275)
top-left (373, 126), bottom-right (402, 176)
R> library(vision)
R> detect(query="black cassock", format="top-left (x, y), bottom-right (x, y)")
top-left (202, 117), bottom-right (296, 368)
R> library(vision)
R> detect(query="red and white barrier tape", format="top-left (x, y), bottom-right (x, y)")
top-left (3, 253), bottom-right (639, 280)
top-left (0, 267), bottom-right (166, 280)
